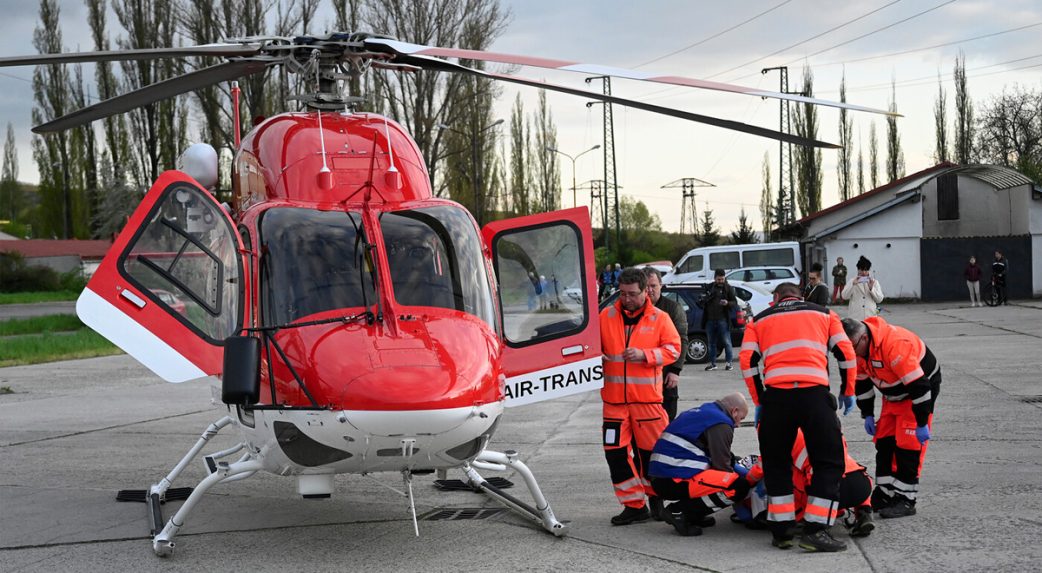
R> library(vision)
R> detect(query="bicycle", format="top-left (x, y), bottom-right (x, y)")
top-left (981, 280), bottom-right (1002, 307)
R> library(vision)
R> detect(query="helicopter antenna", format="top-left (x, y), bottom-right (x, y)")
top-left (382, 115), bottom-right (401, 189)
top-left (313, 50), bottom-right (333, 190)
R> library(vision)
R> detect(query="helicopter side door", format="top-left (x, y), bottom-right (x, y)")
top-left (76, 171), bottom-right (246, 383)
top-left (482, 207), bottom-right (601, 407)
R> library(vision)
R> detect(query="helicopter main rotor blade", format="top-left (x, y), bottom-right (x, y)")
top-left (365, 38), bottom-right (898, 118)
top-left (33, 59), bottom-right (271, 134)
top-left (0, 44), bottom-right (262, 68)
top-left (397, 54), bottom-right (840, 149)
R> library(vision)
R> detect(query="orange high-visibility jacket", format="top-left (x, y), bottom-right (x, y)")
top-left (790, 431), bottom-right (865, 520)
top-left (855, 316), bottom-right (940, 426)
top-left (600, 297), bottom-right (681, 405)
top-left (739, 297), bottom-right (856, 405)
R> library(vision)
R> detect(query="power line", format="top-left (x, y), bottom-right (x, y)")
top-left (815, 21), bottom-right (1042, 67)
top-left (705, 0), bottom-right (906, 81)
top-left (634, 0), bottom-right (795, 68)
top-left (824, 53), bottom-right (1042, 94)
top-left (779, 0), bottom-right (958, 67)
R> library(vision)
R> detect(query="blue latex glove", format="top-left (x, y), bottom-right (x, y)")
top-left (864, 416), bottom-right (876, 436)
top-left (754, 405), bottom-right (762, 425)
top-left (733, 463), bottom-right (750, 478)
top-left (841, 395), bottom-right (856, 415)
top-left (915, 425), bottom-right (931, 444)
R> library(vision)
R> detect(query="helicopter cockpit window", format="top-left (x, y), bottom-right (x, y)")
top-left (493, 223), bottom-right (586, 346)
top-left (260, 208), bottom-right (376, 325)
top-left (121, 183), bottom-right (241, 342)
top-left (379, 206), bottom-right (496, 329)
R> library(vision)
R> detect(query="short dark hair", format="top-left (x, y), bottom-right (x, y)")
top-left (642, 266), bottom-right (663, 281)
top-left (773, 282), bottom-right (802, 298)
top-left (811, 262), bottom-right (823, 273)
top-left (714, 268), bottom-right (726, 278)
top-left (619, 267), bottom-right (647, 290)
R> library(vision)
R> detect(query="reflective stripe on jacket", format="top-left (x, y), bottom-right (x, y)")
top-left (648, 401), bottom-right (734, 479)
top-left (855, 316), bottom-right (940, 426)
top-left (739, 298), bottom-right (856, 405)
top-left (600, 296), bottom-right (681, 404)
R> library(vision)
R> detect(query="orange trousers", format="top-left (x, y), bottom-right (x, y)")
top-left (603, 402), bottom-right (668, 508)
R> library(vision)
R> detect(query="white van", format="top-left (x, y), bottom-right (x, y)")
top-left (663, 242), bottom-right (802, 285)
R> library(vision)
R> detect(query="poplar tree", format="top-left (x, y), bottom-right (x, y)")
top-left (759, 152), bottom-right (773, 240)
top-left (953, 52), bottom-right (976, 165)
top-left (886, 81), bottom-right (904, 182)
top-left (934, 75), bottom-right (949, 163)
top-left (838, 74), bottom-right (853, 201)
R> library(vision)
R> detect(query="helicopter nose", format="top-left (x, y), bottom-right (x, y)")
top-left (303, 315), bottom-right (501, 411)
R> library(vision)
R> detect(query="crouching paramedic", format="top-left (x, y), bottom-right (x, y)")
top-left (648, 393), bottom-right (761, 537)
top-left (738, 430), bottom-right (875, 537)
top-left (600, 267), bottom-right (682, 526)
top-left (842, 316), bottom-right (941, 518)
top-left (739, 282), bottom-right (857, 553)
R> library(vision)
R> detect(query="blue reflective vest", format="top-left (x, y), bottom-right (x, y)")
top-left (649, 401), bottom-right (734, 479)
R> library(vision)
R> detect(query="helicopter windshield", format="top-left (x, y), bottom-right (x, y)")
top-left (379, 206), bottom-right (496, 330)
top-left (260, 208), bottom-right (376, 325)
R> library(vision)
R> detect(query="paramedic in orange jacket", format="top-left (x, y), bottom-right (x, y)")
top-left (739, 282), bottom-right (857, 553)
top-left (842, 316), bottom-right (941, 519)
top-left (600, 267), bottom-right (682, 526)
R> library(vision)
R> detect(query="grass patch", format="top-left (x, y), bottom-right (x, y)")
top-left (0, 386), bottom-right (13, 394)
top-left (0, 329), bottom-right (122, 367)
top-left (0, 291), bottom-right (80, 305)
top-left (0, 314), bottom-right (84, 336)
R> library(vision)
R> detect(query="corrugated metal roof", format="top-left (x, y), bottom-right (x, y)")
top-left (939, 165), bottom-right (1038, 190)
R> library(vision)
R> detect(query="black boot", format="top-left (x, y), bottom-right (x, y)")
top-left (648, 496), bottom-right (664, 521)
top-left (880, 498), bottom-right (916, 518)
top-left (799, 528), bottom-right (848, 552)
top-left (850, 507), bottom-right (875, 537)
top-left (611, 505), bottom-right (650, 526)
top-left (662, 506), bottom-right (703, 536)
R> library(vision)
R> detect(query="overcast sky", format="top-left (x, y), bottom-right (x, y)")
top-left (1, 0), bottom-right (1040, 234)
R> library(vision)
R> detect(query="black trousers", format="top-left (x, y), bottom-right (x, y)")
top-left (662, 385), bottom-right (679, 421)
top-left (759, 385), bottom-right (845, 533)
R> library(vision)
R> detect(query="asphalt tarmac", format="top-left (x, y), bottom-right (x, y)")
top-left (1, 301), bottom-right (1040, 572)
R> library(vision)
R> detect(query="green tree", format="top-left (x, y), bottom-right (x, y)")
top-left (531, 90), bottom-right (560, 212)
top-left (730, 207), bottom-right (758, 244)
top-left (759, 152), bottom-right (773, 239)
top-left (953, 52), bottom-right (976, 165)
top-left (838, 74), bottom-right (853, 201)
top-left (696, 203), bottom-right (721, 247)
top-left (793, 67), bottom-right (823, 216)
top-left (869, 121), bottom-right (879, 188)
top-left (507, 94), bottom-right (530, 216)
top-left (857, 143), bottom-right (865, 195)
top-left (934, 75), bottom-right (949, 163)
top-left (886, 81), bottom-right (905, 182)
top-left (1, 124), bottom-right (22, 222)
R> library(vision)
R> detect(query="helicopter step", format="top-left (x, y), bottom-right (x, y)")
top-left (461, 449), bottom-right (567, 537)
top-left (432, 476), bottom-right (514, 491)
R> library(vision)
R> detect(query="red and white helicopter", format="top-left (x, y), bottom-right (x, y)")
top-left (1, 32), bottom-right (893, 557)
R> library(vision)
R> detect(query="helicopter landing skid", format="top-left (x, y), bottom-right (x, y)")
top-left (136, 415), bottom-right (261, 557)
top-left (463, 449), bottom-right (567, 537)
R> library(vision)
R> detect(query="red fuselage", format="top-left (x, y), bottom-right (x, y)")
top-left (231, 112), bottom-right (503, 411)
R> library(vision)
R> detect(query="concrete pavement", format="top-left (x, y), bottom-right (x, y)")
top-left (1, 302), bottom-right (1040, 572)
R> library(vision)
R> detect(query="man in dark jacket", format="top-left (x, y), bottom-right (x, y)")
top-left (700, 269), bottom-right (737, 371)
top-left (992, 250), bottom-right (1008, 305)
top-left (644, 267), bottom-right (689, 422)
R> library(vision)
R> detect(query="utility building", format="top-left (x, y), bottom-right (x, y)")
top-left (777, 163), bottom-right (1041, 300)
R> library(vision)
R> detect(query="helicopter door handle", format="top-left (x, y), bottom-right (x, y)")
top-left (119, 289), bottom-right (147, 309)
top-left (561, 345), bottom-right (583, 357)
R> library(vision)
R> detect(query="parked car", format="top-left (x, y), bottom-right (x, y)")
top-left (636, 260), bottom-right (673, 274)
top-left (151, 288), bottom-right (187, 316)
top-left (599, 284), bottom-right (749, 363)
top-left (728, 280), bottom-right (774, 317)
top-left (725, 266), bottom-right (799, 294)
top-left (664, 241), bottom-right (800, 285)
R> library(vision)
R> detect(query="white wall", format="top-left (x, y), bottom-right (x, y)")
top-left (823, 201), bottom-right (923, 299)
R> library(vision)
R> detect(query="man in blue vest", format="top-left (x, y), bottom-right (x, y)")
top-left (648, 392), bottom-right (759, 536)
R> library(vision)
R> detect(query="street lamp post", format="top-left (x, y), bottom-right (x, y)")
top-left (547, 145), bottom-right (600, 209)
top-left (439, 119), bottom-right (503, 226)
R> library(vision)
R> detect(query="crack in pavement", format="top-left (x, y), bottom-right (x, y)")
top-left (1, 409), bottom-right (213, 447)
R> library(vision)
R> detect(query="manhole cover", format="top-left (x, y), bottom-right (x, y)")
top-left (421, 507), bottom-right (505, 521)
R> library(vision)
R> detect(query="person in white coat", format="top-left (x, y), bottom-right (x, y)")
top-left (842, 256), bottom-right (884, 320)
